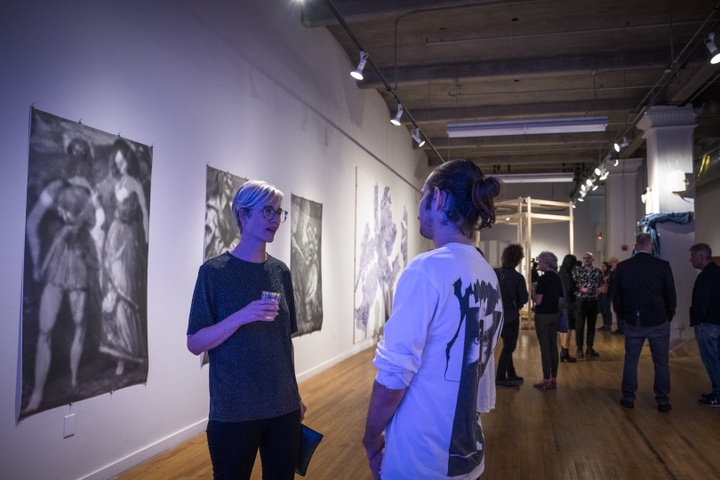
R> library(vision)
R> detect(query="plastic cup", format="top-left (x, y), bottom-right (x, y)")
top-left (261, 291), bottom-right (281, 302)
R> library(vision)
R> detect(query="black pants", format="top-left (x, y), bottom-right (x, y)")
top-left (207, 409), bottom-right (301, 480)
top-left (576, 297), bottom-right (598, 350)
top-left (496, 318), bottom-right (519, 380)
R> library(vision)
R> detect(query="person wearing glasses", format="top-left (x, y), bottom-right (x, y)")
top-left (187, 180), bottom-right (306, 480)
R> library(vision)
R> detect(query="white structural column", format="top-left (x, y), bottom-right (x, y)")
top-left (637, 105), bottom-right (699, 214)
top-left (636, 105), bottom-right (698, 348)
top-left (605, 157), bottom-right (643, 261)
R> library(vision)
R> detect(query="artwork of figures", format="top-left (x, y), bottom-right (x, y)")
top-left (20, 109), bottom-right (152, 420)
top-left (204, 166), bottom-right (246, 261)
top-left (353, 168), bottom-right (409, 344)
top-left (290, 194), bottom-right (323, 336)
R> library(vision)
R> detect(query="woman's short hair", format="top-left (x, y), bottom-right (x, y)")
top-left (537, 251), bottom-right (558, 270)
top-left (501, 244), bottom-right (524, 269)
top-left (424, 159), bottom-right (502, 238)
top-left (232, 180), bottom-right (284, 232)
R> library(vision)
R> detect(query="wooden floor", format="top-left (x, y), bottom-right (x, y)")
top-left (116, 328), bottom-right (720, 480)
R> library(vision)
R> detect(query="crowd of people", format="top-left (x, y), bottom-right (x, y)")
top-left (186, 158), bottom-right (719, 479)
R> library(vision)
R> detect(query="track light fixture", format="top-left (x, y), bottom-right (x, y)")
top-left (390, 103), bottom-right (403, 126)
top-left (411, 128), bottom-right (425, 147)
top-left (614, 137), bottom-right (629, 152)
top-left (350, 51), bottom-right (369, 80)
top-left (704, 33), bottom-right (720, 64)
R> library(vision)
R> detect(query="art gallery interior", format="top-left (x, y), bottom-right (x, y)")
top-left (1, 1), bottom-right (719, 478)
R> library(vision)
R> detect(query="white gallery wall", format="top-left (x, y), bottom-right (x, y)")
top-left (0, 1), bottom-right (429, 478)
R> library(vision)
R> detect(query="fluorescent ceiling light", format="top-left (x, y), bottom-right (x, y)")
top-left (493, 172), bottom-right (574, 184)
top-left (447, 116), bottom-right (607, 138)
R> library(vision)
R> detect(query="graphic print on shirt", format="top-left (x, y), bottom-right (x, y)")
top-left (444, 277), bottom-right (502, 476)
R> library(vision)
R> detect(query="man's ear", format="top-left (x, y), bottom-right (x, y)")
top-left (432, 187), bottom-right (447, 210)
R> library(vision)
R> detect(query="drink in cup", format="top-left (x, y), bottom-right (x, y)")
top-left (261, 291), bottom-right (282, 302)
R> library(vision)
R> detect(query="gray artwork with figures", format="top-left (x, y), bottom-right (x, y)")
top-left (354, 168), bottom-right (409, 344)
top-left (20, 108), bottom-right (152, 420)
top-left (290, 194), bottom-right (323, 336)
top-left (204, 166), bottom-right (246, 261)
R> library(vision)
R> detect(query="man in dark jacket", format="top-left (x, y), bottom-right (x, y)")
top-left (612, 233), bottom-right (676, 412)
top-left (689, 243), bottom-right (720, 407)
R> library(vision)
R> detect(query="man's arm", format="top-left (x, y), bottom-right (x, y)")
top-left (362, 380), bottom-right (406, 480)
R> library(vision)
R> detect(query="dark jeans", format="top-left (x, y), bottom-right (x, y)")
top-left (576, 297), bottom-right (598, 350)
top-left (621, 321), bottom-right (670, 405)
top-left (695, 323), bottom-right (720, 397)
top-left (207, 409), bottom-right (301, 480)
top-left (496, 318), bottom-right (519, 380)
top-left (535, 312), bottom-right (559, 379)
top-left (598, 293), bottom-right (612, 328)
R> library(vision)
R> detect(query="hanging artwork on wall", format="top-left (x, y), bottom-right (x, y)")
top-left (204, 166), bottom-right (246, 261)
top-left (20, 108), bottom-right (153, 420)
top-left (353, 168), bottom-right (409, 344)
top-left (290, 194), bottom-right (323, 336)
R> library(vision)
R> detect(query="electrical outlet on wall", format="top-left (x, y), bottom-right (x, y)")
top-left (63, 414), bottom-right (76, 438)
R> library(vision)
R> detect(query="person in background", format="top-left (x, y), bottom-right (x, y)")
top-left (613, 233), bottom-right (676, 413)
top-left (532, 251), bottom-right (564, 390)
top-left (495, 244), bottom-right (529, 388)
top-left (689, 243), bottom-right (720, 408)
top-left (573, 252), bottom-right (603, 358)
top-left (187, 180), bottom-right (306, 479)
top-left (363, 159), bottom-right (503, 480)
top-left (558, 254), bottom-right (578, 363)
top-left (597, 261), bottom-right (613, 331)
top-left (607, 257), bottom-right (623, 334)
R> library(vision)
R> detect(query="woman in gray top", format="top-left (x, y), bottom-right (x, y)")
top-left (187, 180), bottom-right (305, 479)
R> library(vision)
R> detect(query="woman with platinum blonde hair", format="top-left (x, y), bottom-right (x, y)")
top-left (187, 180), bottom-right (306, 479)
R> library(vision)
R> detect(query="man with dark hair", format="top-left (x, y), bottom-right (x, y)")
top-left (363, 159), bottom-right (503, 480)
top-left (613, 233), bottom-right (676, 412)
top-left (495, 244), bottom-right (529, 388)
top-left (689, 243), bottom-right (720, 407)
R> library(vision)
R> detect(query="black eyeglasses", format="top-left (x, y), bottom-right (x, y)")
top-left (260, 206), bottom-right (288, 223)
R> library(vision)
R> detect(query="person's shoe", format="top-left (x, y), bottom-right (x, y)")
top-left (658, 403), bottom-right (672, 413)
top-left (598, 326), bottom-right (610, 332)
top-left (619, 398), bottom-right (634, 409)
top-left (545, 378), bottom-right (557, 389)
top-left (560, 349), bottom-right (577, 363)
top-left (700, 392), bottom-right (715, 400)
top-left (698, 395), bottom-right (720, 407)
top-left (576, 349), bottom-right (584, 358)
top-left (612, 329), bottom-right (624, 335)
top-left (506, 375), bottom-right (524, 384)
top-left (496, 379), bottom-right (520, 389)
top-left (586, 348), bottom-right (600, 357)
top-left (533, 379), bottom-right (551, 389)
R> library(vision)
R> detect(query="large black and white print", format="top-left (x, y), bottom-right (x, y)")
top-left (20, 109), bottom-right (152, 420)
top-left (354, 168), bottom-right (409, 344)
top-left (204, 166), bottom-right (246, 261)
top-left (290, 194), bottom-right (323, 336)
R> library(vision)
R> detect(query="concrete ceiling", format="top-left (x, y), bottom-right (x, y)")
top-left (300, 0), bottom-right (720, 194)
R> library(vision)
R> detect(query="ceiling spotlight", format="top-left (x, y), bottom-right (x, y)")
top-left (585, 178), bottom-right (593, 187)
top-left (704, 33), bottom-right (720, 64)
top-left (600, 170), bottom-right (609, 181)
top-left (411, 128), bottom-right (426, 147)
top-left (577, 197), bottom-right (585, 202)
top-left (614, 137), bottom-right (629, 152)
top-left (594, 167), bottom-right (602, 176)
top-left (390, 103), bottom-right (404, 126)
top-left (350, 51), bottom-right (369, 80)
top-left (613, 158), bottom-right (619, 167)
